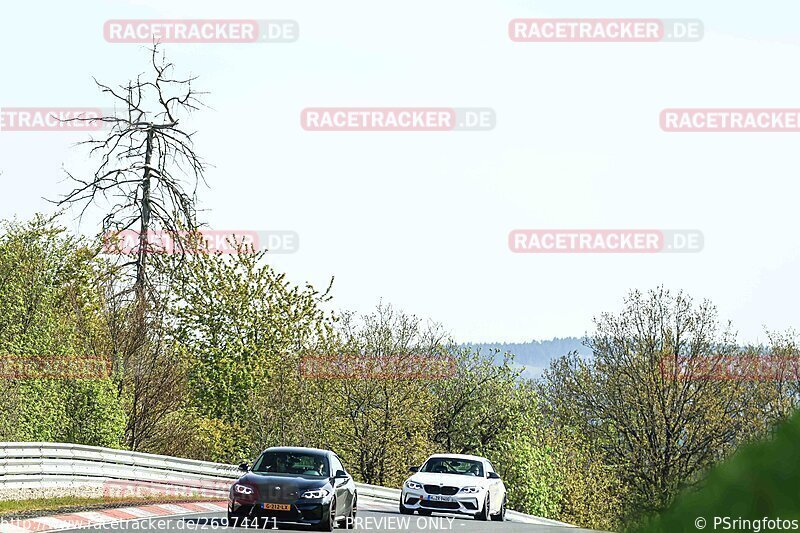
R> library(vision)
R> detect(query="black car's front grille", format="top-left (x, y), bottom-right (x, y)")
top-left (421, 500), bottom-right (460, 510)
top-left (253, 506), bottom-right (303, 521)
top-left (424, 485), bottom-right (459, 496)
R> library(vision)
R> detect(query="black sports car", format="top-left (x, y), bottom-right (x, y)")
top-left (227, 447), bottom-right (357, 531)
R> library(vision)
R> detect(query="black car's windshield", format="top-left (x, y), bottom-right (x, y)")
top-left (420, 458), bottom-right (484, 477)
top-left (252, 451), bottom-right (329, 477)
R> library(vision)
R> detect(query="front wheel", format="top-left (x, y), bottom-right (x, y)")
top-left (344, 495), bottom-right (357, 529)
top-left (418, 509), bottom-right (432, 516)
top-left (315, 499), bottom-right (335, 531)
top-left (491, 497), bottom-right (506, 522)
top-left (476, 495), bottom-right (490, 521)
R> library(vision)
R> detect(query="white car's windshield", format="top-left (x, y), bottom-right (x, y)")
top-left (420, 458), bottom-right (484, 477)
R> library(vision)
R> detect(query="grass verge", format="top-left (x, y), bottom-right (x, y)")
top-left (0, 495), bottom-right (222, 520)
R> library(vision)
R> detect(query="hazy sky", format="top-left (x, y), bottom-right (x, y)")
top-left (1, 1), bottom-right (799, 344)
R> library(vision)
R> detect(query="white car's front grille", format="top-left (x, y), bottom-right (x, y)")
top-left (423, 485), bottom-right (459, 495)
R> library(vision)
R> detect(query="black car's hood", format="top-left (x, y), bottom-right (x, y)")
top-left (236, 472), bottom-right (331, 502)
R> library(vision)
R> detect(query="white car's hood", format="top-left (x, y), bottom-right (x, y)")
top-left (408, 472), bottom-right (489, 488)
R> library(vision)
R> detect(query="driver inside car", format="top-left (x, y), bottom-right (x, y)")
top-left (302, 457), bottom-right (326, 477)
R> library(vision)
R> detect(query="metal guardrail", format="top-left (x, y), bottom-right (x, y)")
top-left (0, 443), bottom-right (238, 477)
top-left (0, 442), bottom-right (575, 527)
top-left (0, 443), bottom-right (407, 502)
top-left (349, 482), bottom-right (400, 501)
top-left (0, 442), bottom-right (240, 499)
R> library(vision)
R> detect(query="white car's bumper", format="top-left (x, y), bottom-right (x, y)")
top-left (401, 488), bottom-right (483, 516)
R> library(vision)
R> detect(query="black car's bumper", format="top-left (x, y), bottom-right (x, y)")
top-left (229, 497), bottom-right (329, 526)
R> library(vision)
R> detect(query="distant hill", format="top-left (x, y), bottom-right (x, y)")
top-left (465, 337), bottom-right (592, 380)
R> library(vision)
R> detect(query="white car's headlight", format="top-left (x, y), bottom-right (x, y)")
top-left (301, 488), bottom-right (331, 499)
top-left (405, 480), bottom-right (423, 490)
top-left (459, 486), bottom-right (482, 494)
top-left (234, 484), bottom-right (254, 495)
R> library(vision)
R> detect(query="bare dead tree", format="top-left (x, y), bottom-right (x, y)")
top-left (52, 45), bottom-right (208, 450)
top-left (55, 44), bottom-right (207, 300)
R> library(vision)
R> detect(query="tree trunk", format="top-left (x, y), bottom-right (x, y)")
top-left (136, 126), bottom-right (154, 298)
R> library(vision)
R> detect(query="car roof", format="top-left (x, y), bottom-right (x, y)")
top-left (262, 446), bottom-right (331, 456)
top-left (426, 453), bottom-right (488, 462)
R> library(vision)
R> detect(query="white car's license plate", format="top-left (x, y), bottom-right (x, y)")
top-left (427, 495), bottom-right (453, 502)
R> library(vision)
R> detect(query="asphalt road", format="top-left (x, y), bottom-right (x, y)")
top-left (60, 497), bottom-right (598, 533)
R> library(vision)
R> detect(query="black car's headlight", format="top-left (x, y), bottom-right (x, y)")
top-left (405, 480), bottom-right (423, 490)
top-left (234, 484), bottom-right (254, 495)
top-left (300, 488), bottom-right (330, 499)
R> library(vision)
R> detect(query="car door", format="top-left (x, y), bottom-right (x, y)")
top-left (330, 454), bottom-right (352, 518)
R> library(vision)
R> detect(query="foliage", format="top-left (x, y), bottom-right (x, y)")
top-left (164, 243), bottom-right (335, 462)
top-left (480, 383), bottom-right (562, 518)
top-left (0, 216), bottom-right (125, 447)
top-left (324, 305), bottom-right (440, 487)
top-left (549, 429), bottom-right (626, 531)
top-left (541, 288), bottom-right (767, 517)
top-left (1, 217), bottom-right (795, 531)
top-left (636, 409), bottom-right (800, 532)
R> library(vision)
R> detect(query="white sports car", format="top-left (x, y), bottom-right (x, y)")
top-left (399, 454), bottom-right (506, 521)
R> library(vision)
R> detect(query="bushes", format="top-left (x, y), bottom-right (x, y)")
top-left (550, 432), bottom-right (626, 530)
top-left (0, 217), bottom-right (125, 447)
top-left (487, 424), bottom-right (562, 518)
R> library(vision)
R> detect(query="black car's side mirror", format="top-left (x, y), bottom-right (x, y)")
top-left (488, 471), bottom-right (501, 479)
top-left (334, 469), bottom-right (348, 479)
top-left (409, 466), bottom-right (419, 473)
top-left (238, 463), bottom-right (249, 472)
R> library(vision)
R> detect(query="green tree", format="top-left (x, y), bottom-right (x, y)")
top-left (164, 243), bottom-right (334, 462)
top-left (431, 348), bottom-right (522, 453)
top-left (326, 304), bottom-right (440, 486)
top-left (542, 287), bottom-right (764, 517)
top-left (0, 216), bottom-right (125, 447)
top-left (480, 382), bottom-right (563, 518)
top-left (431, 348), bottom-right (565, 518)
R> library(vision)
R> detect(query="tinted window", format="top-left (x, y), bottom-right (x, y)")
top-left (420, 457), bottom-right (484, 477)
top-left (252, 451), bottom-right (329, 477)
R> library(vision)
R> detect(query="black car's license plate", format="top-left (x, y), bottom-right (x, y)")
top-left (261, 503), bottom-right (291, 511)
